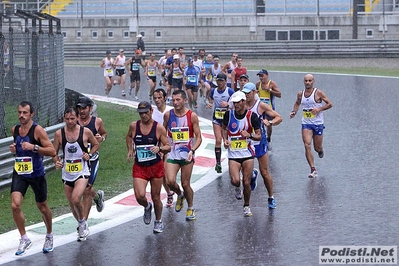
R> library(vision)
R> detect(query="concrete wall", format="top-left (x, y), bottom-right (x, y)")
top-left (60, 14), bottom-right (399, 43)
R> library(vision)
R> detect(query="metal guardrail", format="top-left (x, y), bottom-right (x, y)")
top-left (64, 40), bottom-right (399, 59)
top-left (0, 123), bottom-right (65, 188)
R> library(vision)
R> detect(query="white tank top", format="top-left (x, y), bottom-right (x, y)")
top-left (62, 141), bottom-right (90, 182)
top-left (103, 57), bottom-right (114, 77)
top-left (115, 55), bottom-right (126, 70)
top-left (301, 88), bottom-right (324, 125)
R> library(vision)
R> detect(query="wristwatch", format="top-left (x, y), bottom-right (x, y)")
top-left (33, 144), bottom-right (39, 152)
top-left (269, 121), bottom-right (273, 126)
top-left (190, 149), bottom-right (195, 154)
top-left (159, 146), bottom-right (163, 152)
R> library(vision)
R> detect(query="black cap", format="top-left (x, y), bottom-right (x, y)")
top-left (76, 96), bottom-right (93, 108)
top-left (216, 73), bottom-right (227, 81)
top-left (193, 52), bottom-right (198, 56)
top-left (239, 74), bottom-right (249, 80)
top-left (137, 101), bottom-right (152, 113)
top-left (257, 69), bottom-right (269, 75)
top-left (106, 50), bottom-right (111, 55)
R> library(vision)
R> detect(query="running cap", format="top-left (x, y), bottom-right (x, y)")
top-left (119, 48), bottom-right (124, 52)
top-left (216, 73), bottom-right (227, 81)
top-left (173, 54), bottom-right (180, 60)
top-left (230, 91), bottom-right (246, 102)
top-left (192, 52), bottom-right (199, 56)
top-left (188, 57), bottom-right (193, 63)
top-left (137, 101), bottom-right (152, 113)
top-left (136, 34), bottom-right (142, 38)
top-left (257, 69), bottom-right (269, 75)
top-left (76, 96), bottom-right (93, 108)
top-left (239, 74), bottom-right (249, 80)
top-left (242, 82), bottom-right (256, 93)
top-left (106, 50), bottom-right (111, 55)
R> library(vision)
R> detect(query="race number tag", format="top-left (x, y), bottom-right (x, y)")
top-left (230, 137), bottom-right (248, 151)
top-left (260, 97), bottom-right (271, 106)
top-left (187, 75), bottom-right (197, 83)
top-left (214, 108), bottom-right (227, 120)
top-left (302, 109), bottom-right (316, 118)
top-left (14, 157), bottom-right (33, 174)
top-left (105, 68), bottom-right (113, 75)
top-left (148, 69), bottom-right (155, 76)
top-left (171, 127), bottom-right (189, 143)
top-left (132, 64), bottom-right (140, 71)
top-left (65, 159), bottom-right (83, 173)
top-left (136, 145), bottom-right (156, 162)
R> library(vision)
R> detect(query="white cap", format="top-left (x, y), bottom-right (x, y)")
top-left (136, 34), bottom-right (142, 38)
top-left (230, 91), bottom-right (246, 102)
top-left (173, 54), bottom-right (180, 60)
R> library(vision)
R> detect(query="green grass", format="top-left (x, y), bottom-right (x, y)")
top-left (0, 101), bottom-right (140, 234)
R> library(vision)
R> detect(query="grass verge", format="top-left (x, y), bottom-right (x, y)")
top-left (0, 101), bottom-right (139, 234)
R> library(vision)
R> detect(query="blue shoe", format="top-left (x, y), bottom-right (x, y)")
top-left (251, 168), bottom-right (259, 191)
top-left (15, 238), bottom-right (32, 256)
top-left (268, 197), bottom-right (276, 209)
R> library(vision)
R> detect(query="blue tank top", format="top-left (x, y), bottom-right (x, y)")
top-left (184, 65), bottom-right (200, 86)
top-left (13, 123), bottom-right (45, 178)
top-left (77, 116), bottom-right (97, 135)
top-left (134, 120), bottom-right (161, 166)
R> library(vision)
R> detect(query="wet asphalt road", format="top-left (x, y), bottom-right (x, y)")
top-left (4, 66), bottom-right (399, 265)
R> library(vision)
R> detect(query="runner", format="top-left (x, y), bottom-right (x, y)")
top-left (170, 54), bottom-right (184, 92)
top-left (9, 101), bottom-right (57, 255)
top-left (126, 101), bottom-right (171, 233)
top-left (242, 82), bottom-right (282, 209)
top-left (255, 69), bottom-right (282, 151)
top-left (126, 49), bottom-right (145, 100)
top-left (183, 57), bottom-right (201, 110)
top-left (100, 50), bottom-right (114, 96)
top-left (113, 49), bottom-right (127, 96)
top-left (222, 91), bottom-right (261, 217)
top-left (289, 73), bottom-right (333, 178)
top-left (52, 107), bottom-right (99, 241)
top-left (230, 56), bottom-right (247, 91)
top-left (206, 73), bottom-right (234, 173)
top-left (144, 53), bottom-right (161, 103)
top-left (76, 96), bottom-right (107, 221)
top-left (222, 53), bottom-right (238, 88)
top-left (163, 90), bottom-right (202, 221)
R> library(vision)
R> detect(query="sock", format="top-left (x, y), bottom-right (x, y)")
top-left (146, 202), bottom-right (151, 210)
top-left (168, 191), bottom-right (174, 196)
top-left (215, 147), bottom-right (222, 164)
top-left (79, 219), bottom-right (85, 224)
top-left (269, 196), bottom-right (274, 199)
top-left (21, 234), bottom-right (28, 240)
top-left (311, 167), bottom-right (316, 172)
top-left (46, 233), bottom-right (53, 238)
top-left (179, 192), bottom-right (184, 198)
top-left (267, 137), bottom-right (271, 142)
top-left (155, 220), bottom-right (161, 223)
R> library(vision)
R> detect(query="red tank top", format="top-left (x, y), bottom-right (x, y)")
top-left (234, 67), bottom-right (247, 84)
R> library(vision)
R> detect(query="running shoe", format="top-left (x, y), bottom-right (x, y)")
top-left (267, 140), bottom-right (272, 151)
top-left (105, 88), bottom-right (109, 96)
top-left (129, 88), bottom-right (132, 95)
top-left (235, 187), bottom-right (242, 200)
top-left (243, 206), bottom-right (252, 217)
top-left (175, 194), bottom-right (185, 212)
top-left (166, 192), bottom-right (175, 208)
top-left (134, 96), bottom-right (139, 100)
top-left (215, 163), bottom-right (222, 173)
top-left (268, 197), bottom-right (276, 209)
top-left (185, 209), bottom-right (197, 221)
top-left (77, 221), bottom-right (89, 241)
top-left (94, 190), bottom-right (105, 212)
top-left (158, 80), bottom-right (162, 87)
top-left (318, 149), bottom-right (324, 158)
top-left (15, 238), bottom-right (32, 256)
top-left (193, 100), bottom-right (198, 109)
top-left (42, 236), bottom-right (54, 253)
top-left (153, 221), bottom-right (164, 233)
top-left (251, 168), bottom-right (259, 191)
top-left (143, 202), bottom-right (152, 225)
top-left (121, 91), bottom-right (126, 97)
top-left (308, 170), bottom-right (318, 178)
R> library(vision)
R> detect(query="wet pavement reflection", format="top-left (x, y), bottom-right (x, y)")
top-left (4, 67), bottom-right (398, 265)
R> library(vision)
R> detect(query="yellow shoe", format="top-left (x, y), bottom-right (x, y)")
top-left (185, 209), bottom-right (196, 221)
top-left (175, 195), bottom-right (185, 212)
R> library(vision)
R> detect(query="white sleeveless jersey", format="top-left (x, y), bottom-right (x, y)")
top-left (62, 140), bottom-right (90, 182)
top-left (248, 99), bottom-right (267, 145)
top-left (226, 61), bottom-right (236, 84)
top-left (152, 106), bottom-right (167, 125)
top-left (103, 57), bottom-right (114, 77)
top-left (301, 88), bottom-right (324, 125)
top-left (115, 55), bottom-right (126, 69)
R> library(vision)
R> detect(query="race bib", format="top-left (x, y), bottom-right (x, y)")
top-left (187, 75), bottom-right (197, 83)
top-left (206, 74), bottom-right (212, 81)
top-left (230, 136), bottom-right (248, 151)
top-left (173, 72), bottom-right (180, 78)
top-left (65, 159), bottom-right (83, 173)
top-left (132, 64), bottom-right (139, 71)
top-left (260, 97), bottom-right (271, 106)
top-left (105, 68), bottom-right (113, 74)
top-left (136, 145), bottom-right (157, 162)
top-left (14, 157), bottom-right (33, 174)
top-left (148, 69), bottom-right (155, 76)
top-left (214, 108), bottom-right (227, 120)
top-left (303, 109), bottom-right (316, 118)
top-left (171, 127), bottom-right (189, 143)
